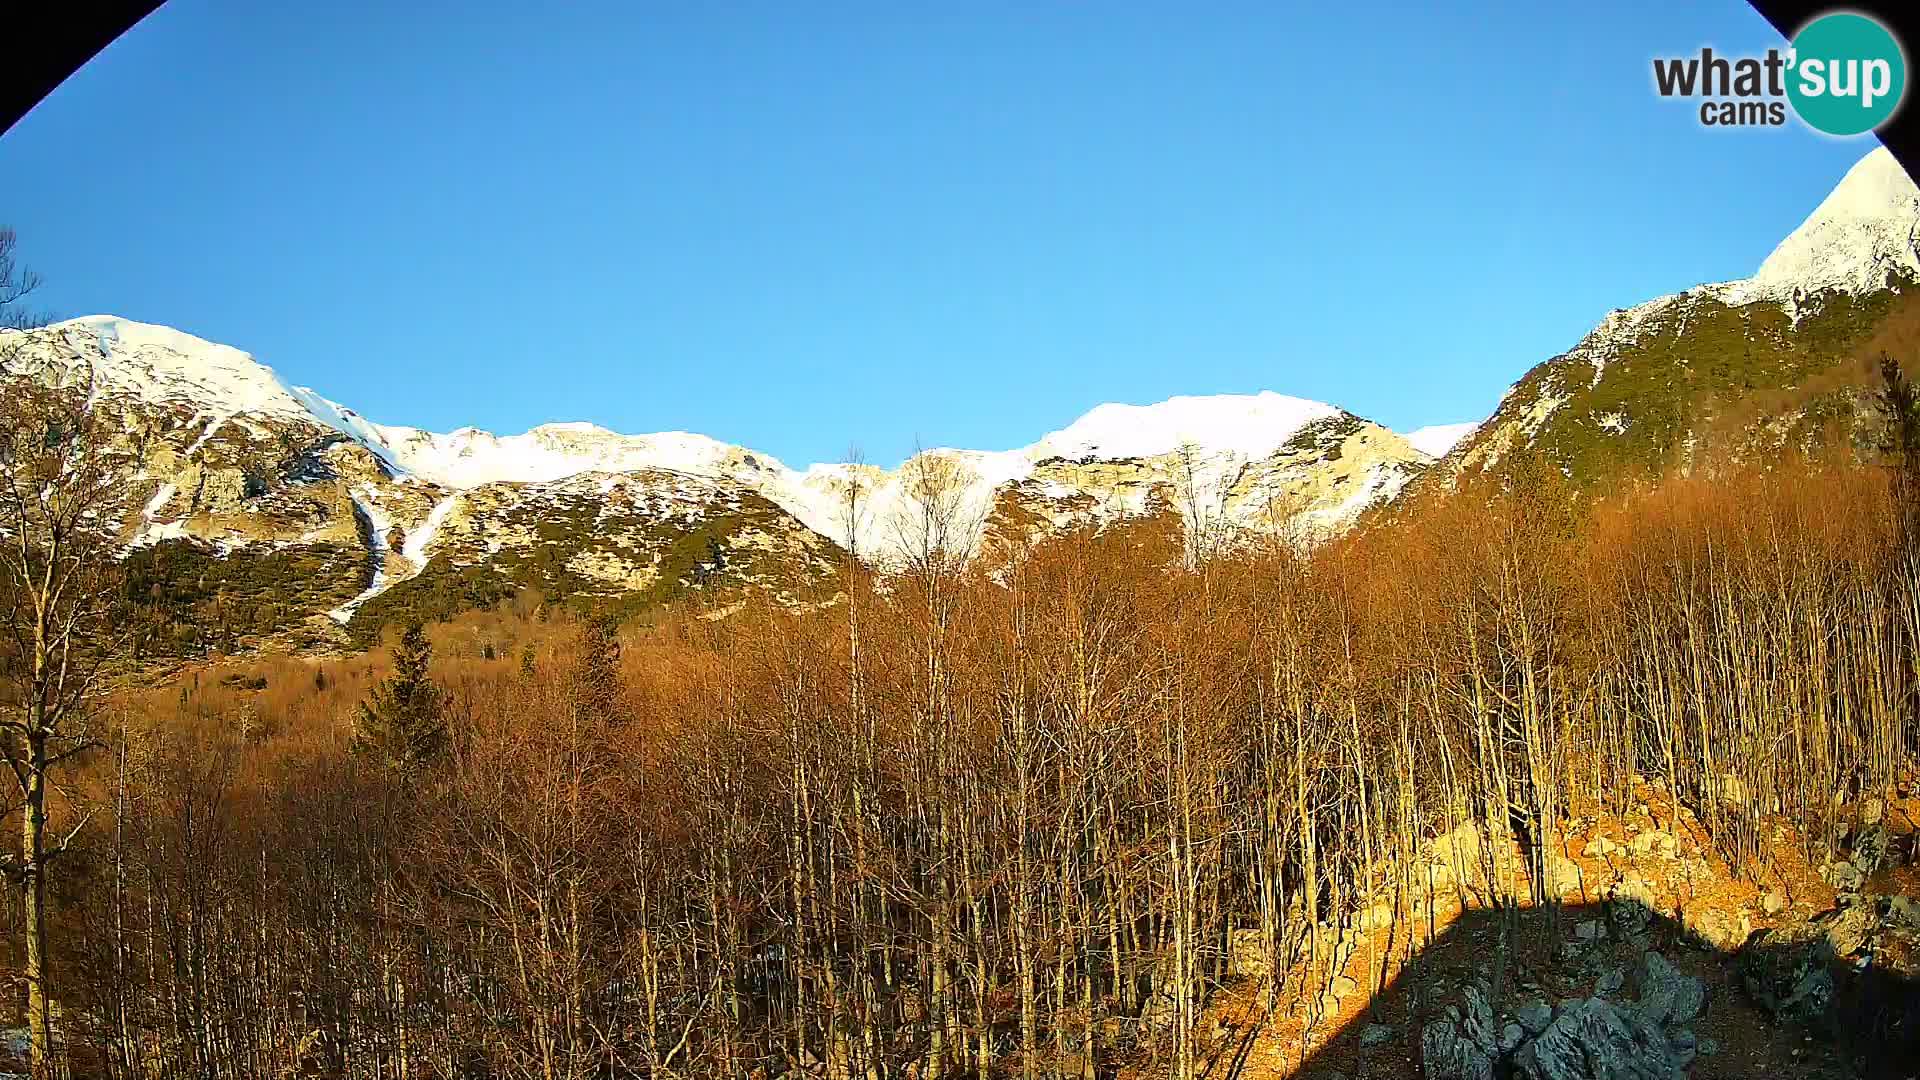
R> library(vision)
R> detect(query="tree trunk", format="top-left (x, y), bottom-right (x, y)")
top-left (23, 718), bottom-right (51, 1080)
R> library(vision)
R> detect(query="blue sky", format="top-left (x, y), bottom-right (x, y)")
top-left (0, 0), bottom-right (1884, 466)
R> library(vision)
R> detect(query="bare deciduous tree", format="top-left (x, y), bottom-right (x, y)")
top-left (0, 230), bottom-right (133, 1078)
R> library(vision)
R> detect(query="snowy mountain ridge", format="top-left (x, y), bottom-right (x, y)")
top-left (0, 311), bottom-right (1449, 646)
top-left (30, 315), bottom-right (1454, 558)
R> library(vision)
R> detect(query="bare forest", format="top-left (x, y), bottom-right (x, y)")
top-left (5, 397), bottom-right (1918, 1079)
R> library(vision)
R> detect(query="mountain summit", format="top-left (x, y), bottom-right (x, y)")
top-left (1442, 146), bottom-right (1919, 488)
top-left (1738, 146), bottom-right (1920, 303)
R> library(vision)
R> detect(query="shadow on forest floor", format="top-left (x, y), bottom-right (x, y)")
top-left (1196, 895), bottom-right (1920, 1080)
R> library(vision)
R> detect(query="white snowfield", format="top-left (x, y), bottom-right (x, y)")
top-left (1029, 393), bottom-right (1343, 463)
top-left (1404, 423), bottom-right (1480, 458)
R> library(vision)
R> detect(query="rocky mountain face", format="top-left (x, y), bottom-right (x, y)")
top-left (0, 319), bottom-right (845, 653)
top-left (0, 320), bottom-right (1454, 653)
top-left (8, 146), bottom-right (1915, 655)
top-left (1440, 147), bottom-right (1920, 492)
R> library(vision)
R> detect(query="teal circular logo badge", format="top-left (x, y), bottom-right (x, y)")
top-left (1788, 13), bottom-right (1907, 136)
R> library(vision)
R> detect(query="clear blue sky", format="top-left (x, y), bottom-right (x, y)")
top-left (0, 0), bottom-right (1884, 466)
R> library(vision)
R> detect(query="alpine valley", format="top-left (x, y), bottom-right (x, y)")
top-left (5, 147), bottom-right (1918, 656)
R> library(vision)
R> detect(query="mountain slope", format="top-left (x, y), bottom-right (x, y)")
top-left (1, 318), bottom-right (1444, 652)
top-left (1443, 147), bottom-right (1920, 490)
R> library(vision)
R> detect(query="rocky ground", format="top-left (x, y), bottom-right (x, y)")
top-left (1184, 778), bottom-right (1920, 1080)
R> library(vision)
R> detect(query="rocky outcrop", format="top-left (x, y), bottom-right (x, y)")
top-left (1421, 1016), bottom-right (1494, 1080)
top-left (1227, 929), bottom-right (1272, 980)
top-left (1739, 892), bottom-right (1920, 1039)
top-left (1512, 997), bottom-right (1689, 1080)
top-left (1631, 953), bottom-right (1704, 1029)
top-left (1420, 982), bottom-right (1498, 1080)
top-left (1421, 952), bottom-right (1706, 1080)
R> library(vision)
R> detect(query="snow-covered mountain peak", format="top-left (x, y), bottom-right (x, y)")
top-left (1481, 147), bottom-right (1920, 430)
top-left (349, 423), bottom-right (756, 490)
top-left (36, 315), bottom-right (420, 477)
top-left (1737, 146), bottom-right (1920, 302)
top-left (55, 315), bottom-right (301, 412)
top-left (65, 314), bottom-right (227, 357)
top-left (1447, 146), bottom-right (1920, 488)
top-left (1029, 391), bottom-right (1342, 463)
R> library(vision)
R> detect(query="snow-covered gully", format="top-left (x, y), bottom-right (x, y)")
top-left (327, 491), bottom-right (456, 624)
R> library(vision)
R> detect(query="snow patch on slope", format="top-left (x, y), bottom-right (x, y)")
top-left (1306, 462), bottom-right (1410, 531)
top-left (402, 495), bottom-right (458, 566)
top-left (327, 488), bottom-right (396, 624)
top-left (131, 481), bottom-right (185, 546)
top-left (180, 414), bottom-right (230, 458)
top-left (1031, 392), bottom-right (1340, 462)
top-left (141, 481), bottom-right (176, 521)
top-left (1403, 423), bottom-right (1479, 458)
top-left (327, 490), bottom-right (464, 623)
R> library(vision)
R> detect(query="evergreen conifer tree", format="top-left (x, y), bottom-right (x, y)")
top-left (352, 621), bottom-right (447, 772)
top-left (1881, 353), bottom-right (1920, 464)
top-left (572, 614), bottom-right (623, 722)
top-left (1881, 354), bottom-right (1920, 546)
